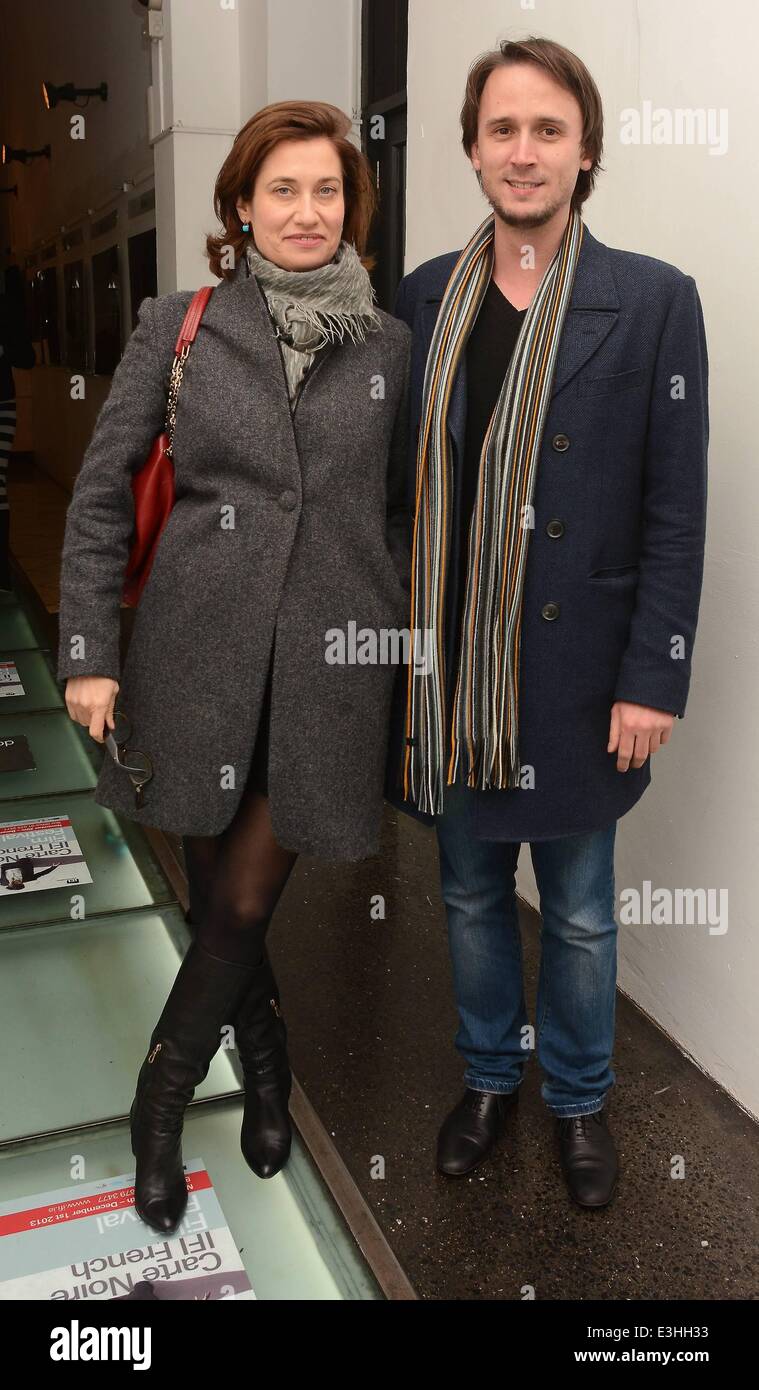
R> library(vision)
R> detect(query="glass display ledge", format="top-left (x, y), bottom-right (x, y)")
top-left (0, 794), bottom-right (175, 930)
top-left (0, 1104), bottom-right (385, 1300)
top-left (0, 904), bottom-right (417, 1298)
top-left (0, 603), bottom-right (49, 652)
top-left (0, 648), bottom-right (63, 714)
top-left (0, 907), bottom-right (238, 1141)
top-left (0, 709), bottom-right (102, 801)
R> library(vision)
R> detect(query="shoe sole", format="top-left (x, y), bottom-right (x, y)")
top-left (436, 1149), bottom-right (499, 1177)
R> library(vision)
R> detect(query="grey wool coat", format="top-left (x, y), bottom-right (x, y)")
top-left (56, 251), bottom-right (412, 861)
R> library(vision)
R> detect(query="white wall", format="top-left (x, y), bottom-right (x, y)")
top-left (265, 0), bottom-right (359, 124)
top-left (405, 0), bottom-right (758, 1115)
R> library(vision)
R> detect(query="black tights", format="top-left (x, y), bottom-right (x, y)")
top-left (182, 783), bottom-right (298, 968)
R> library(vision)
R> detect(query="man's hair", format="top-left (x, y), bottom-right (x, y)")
top-left (460, 36), bottom-right (605, 213)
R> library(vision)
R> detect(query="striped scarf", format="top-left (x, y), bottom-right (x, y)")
top-left (402, 209), bottom-right (585, 814)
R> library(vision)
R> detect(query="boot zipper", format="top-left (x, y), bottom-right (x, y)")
top-left (270, 998), bottom-right (282, 1017)
top-left (148, 1042), bottom-right (162, 1063)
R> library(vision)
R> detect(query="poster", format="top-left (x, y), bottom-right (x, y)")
top-left (0, 1160), bottom-right (254, 1300)
top-left (0, 814), bottom-right (93, 895)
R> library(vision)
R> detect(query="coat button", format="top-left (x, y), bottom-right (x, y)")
top-left (551, 433), bottom-right (570, 451)
top-left (278, 489), bottom-right (297, 511)
top-left (541, 601), bottom-right (560, 620)
top-left (546, 518), bottom-right (565, 538)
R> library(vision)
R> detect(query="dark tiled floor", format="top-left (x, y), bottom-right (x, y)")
top-left (218, 804), bottom-right (759, 1302)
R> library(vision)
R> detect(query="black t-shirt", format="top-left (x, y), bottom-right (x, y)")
top-left (446, 279), bottom-right (527, 697)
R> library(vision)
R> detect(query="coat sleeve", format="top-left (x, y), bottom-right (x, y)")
top-left (56, 296), bottom-right (169, 684)
top-left (392, 272), bottom-right (414, 331)
top-left (385, 325), bottom-right (413, 593)
top-left (612, 274), bottom-right (709, 719)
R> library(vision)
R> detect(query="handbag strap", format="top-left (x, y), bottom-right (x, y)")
top-left (174, 285), bottom-right (214, 354)
top-left (165, 285), bottom-right (214, 456)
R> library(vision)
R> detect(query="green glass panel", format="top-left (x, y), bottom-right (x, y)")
top-left (0, 710), bottom-right (101, 800)
top-left (0, 907), bottom-right (241, 1141)
top-left (0, 794), bottom-right (174, 930)
top-left (0, 649), bottom-right (63, 713)
top-left (0, 1110), bottom-right (382, 1300)
top-left (0, 604), bottom-right (48, 652)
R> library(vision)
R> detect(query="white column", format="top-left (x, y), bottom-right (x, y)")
top-left (147, 0), bottom-right (268, 292)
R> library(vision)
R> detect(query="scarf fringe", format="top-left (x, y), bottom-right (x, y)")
top-left (278, 302), bottom-right (381, 350)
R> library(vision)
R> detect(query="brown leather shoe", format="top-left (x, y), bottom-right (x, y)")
top-left (437, 1086), bottom-right (519, 1176)
top-left (555, 1108), bottom-right (619, 1207)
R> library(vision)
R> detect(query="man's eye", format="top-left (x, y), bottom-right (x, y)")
top-left (493, 126), bottom-right (560, 136)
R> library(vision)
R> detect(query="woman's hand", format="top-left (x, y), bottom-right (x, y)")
top-left (64, 676), bottom-right (120, 743)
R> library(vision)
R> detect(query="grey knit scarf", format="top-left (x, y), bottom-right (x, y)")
top-left (245, 238), bottom-right (382, 402)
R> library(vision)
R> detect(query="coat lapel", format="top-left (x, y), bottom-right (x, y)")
top-left (210, 250), bottom-right (337, 427)
top-left (418, 223), bottom-right (619, 460)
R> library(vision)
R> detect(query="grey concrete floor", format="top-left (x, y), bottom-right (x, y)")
top-left (254, 803), bottom-right (759, 1302)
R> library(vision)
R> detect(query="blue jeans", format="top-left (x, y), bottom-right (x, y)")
top-left (435, 778), bottom-right (618, 1117)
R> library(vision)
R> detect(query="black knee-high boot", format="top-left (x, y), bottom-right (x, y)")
top-left (183, 908), bottom-right (292, 1179)
top-left (130, 939), bottom-right (258, 1232)
top-left (234, 949), bottom-right (292, 1178)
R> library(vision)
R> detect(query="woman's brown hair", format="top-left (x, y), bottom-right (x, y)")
top-left (206, 100), bottom-right (378, 279)
top-left (460, 36), bottom-right (605, 213)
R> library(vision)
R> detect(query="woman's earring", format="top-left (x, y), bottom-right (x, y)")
top-left (242, 221), bottom-right (250, 232)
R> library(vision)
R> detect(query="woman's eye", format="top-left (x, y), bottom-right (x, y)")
top-left (273, 186), bottom-right (338, 196)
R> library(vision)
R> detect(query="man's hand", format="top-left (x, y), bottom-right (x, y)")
top-left (607, 701), bottom-right (675, 771)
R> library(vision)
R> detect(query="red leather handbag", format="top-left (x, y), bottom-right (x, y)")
top-left (122, 285), bottom-right (215, 607)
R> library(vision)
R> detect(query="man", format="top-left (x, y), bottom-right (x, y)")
top-left (386, 36), bottom-right (708, 1207)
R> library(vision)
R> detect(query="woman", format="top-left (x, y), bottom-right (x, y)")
top-left (0, 266), bottom-right (36, 589)
top-left (57, 101), bottom-right (412, 1234)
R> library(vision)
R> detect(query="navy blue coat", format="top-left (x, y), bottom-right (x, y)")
top-left (384, 221), bottom-right (709, 840)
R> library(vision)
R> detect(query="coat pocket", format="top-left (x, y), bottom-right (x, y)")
top-left (588, 564), bottom-right (640, 580)
top-left (578, 367), bottom-right (645, 397)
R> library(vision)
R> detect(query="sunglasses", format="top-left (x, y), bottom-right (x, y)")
top-left (103, 710), bottom-right (153, 809)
